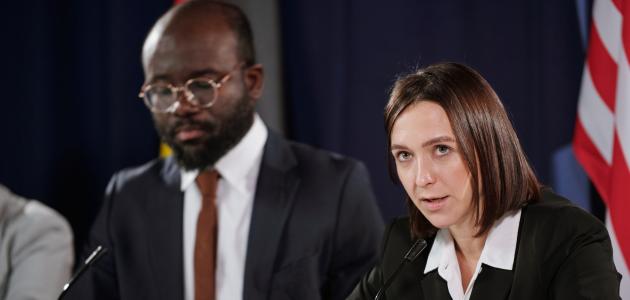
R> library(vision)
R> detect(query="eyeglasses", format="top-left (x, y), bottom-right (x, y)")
top-left (138, 65), bottom-right (242, 113)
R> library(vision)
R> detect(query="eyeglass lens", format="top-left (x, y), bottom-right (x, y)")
top-left (144, 79), bottom-right (218, 112)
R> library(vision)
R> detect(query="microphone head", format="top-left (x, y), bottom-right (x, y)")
top-left (403, 239), bottom-right (427, 262)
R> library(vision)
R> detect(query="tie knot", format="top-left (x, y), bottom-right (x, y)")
top-left (195, 169), bottom-right (220, 198)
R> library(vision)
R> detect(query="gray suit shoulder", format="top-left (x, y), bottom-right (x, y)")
top-left (0, 185), bottom-right (73, 245)
top-left (0, 185), bottom-right (74, 300)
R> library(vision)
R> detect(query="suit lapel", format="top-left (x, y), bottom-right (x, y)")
top-left (243, 132), bottom-right (299, 299)
top-left (389, 255), bottom-right (425, 299)
top-left (145, 156), bottom-right (185, 300)
top-left (420, 271), bottom-right (452, 299)
top-left (469, 265), bottom-right (513, 300)
top-left (420, 267), bottom-right (513, 300)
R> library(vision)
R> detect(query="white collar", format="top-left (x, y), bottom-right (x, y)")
top-left (180, 113), bottom-right (268, 195)
top-left (424, 227), bottom-right (455, 275)
top-left (424, 208), bottom-right (522, 274)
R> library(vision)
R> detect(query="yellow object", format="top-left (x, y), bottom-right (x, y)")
top-left (160, 143), bottom-right (173, 158)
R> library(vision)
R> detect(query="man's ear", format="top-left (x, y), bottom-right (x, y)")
top-left (244, 63), bottom-right (264, 100)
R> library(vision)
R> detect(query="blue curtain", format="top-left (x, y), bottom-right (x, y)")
top-left (1, 0), bottom-right (591, 251)
top-left (280, 0), bottom-right (586, 220)
top-left (0, 0), bottom-right (171, 249)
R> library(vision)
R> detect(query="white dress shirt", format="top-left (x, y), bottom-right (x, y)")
top-left (424, 209), bottom-right (522, 300)
top-left (181, 114), bottom-right (268, 300)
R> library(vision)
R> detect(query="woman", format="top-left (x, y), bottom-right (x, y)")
top-left (348, 62), bottom-right (620, 299)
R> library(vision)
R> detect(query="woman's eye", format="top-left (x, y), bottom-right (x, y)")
top-left (396, 152), bottom-right (411, 161)
top-left (436, 145), bottom-right (450, 155)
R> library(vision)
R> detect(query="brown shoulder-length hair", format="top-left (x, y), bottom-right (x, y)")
top-left (385, 62), bottom-right (541, 239)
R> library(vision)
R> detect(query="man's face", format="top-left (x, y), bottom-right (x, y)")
top-left (142, 19), bottom-right (263, 170)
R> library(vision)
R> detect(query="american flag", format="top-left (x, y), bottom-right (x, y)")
top-left (573, 0), bottom-right (630, 296)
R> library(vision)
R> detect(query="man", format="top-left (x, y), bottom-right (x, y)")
top-left (0, 184), bottom-right (74, 300)
top-left (67, 1), bottom-right (383, 299)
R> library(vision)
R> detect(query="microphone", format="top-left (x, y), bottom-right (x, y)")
top-left (374, 239), bottom-right (427, 300)
top-left (58, 245), bottom-right (108, 300)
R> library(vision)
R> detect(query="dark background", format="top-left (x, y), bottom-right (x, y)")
top-left (0, 0), bottom-right (589, 253)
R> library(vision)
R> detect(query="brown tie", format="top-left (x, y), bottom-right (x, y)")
top-left (194, 170), bottom-right (220, 300)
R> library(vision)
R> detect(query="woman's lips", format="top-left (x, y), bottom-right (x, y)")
top-left (422, 196), bottom-right (448, 212)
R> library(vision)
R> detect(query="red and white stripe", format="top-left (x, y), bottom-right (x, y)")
top-left (573, 0), bottom-right (630, 296)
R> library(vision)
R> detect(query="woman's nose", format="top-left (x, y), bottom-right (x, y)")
top-left (415, 158), bottom-right (435, 187)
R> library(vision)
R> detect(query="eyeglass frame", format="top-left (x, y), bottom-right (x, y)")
top-left (138, 63), bottom-right (244, 113)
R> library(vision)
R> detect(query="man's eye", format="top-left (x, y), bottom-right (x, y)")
top-left (189, 80), bottom-right (213, 90)
top-left (150, 85), bottom-right (173, 96)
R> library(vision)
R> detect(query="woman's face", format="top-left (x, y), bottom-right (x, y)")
top-left (390, 101), bottom-right (476, 231)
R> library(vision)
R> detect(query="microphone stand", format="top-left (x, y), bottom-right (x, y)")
top-left (58, 245), bottom-right (108, 300)
top-left (374, 239), bottom-right (427, 300)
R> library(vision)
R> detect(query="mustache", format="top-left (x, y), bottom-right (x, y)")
top-left (167, 118), bottom-right (216, 136)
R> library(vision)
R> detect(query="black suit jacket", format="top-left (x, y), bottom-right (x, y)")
top-left (67, 132), bottom-right (384, 300)
top-left (348, 191), bottom-right (621, 300)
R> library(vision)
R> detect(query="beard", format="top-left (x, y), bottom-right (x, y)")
top-left (154, 95), bottom-right (255, 171)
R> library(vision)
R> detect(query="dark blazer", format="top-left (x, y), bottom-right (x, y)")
top-left (348, 191), bottom-right (621, 300)
top-left (67, 132), bottom-right (384, 300)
